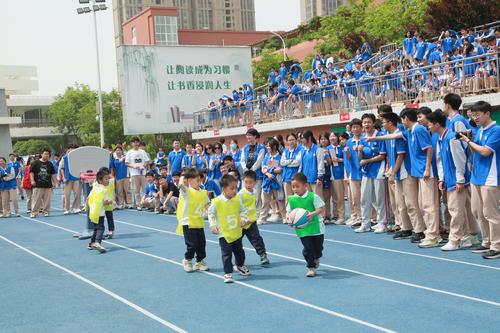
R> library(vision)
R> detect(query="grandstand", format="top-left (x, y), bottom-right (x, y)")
top-left (192, 21), bottom-right (500, 143)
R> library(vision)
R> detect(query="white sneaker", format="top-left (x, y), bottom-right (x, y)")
top-left (306, 268), bottom-right (316, 277)
top-left (355, 225), bottom-right (372, 233)
top-left (223, 274), bottom-right (233, 283)
top-left (460, 238), bottom-right (473, 249)
top-left (182, 259), bottom-right (194, 272)
top-left (256, 219), bottom-right (266, 225)
top-left (43, 213), bottom-right (49, 217)
top-left (334, 218), bottom-right (345, 225)
top-left (441, 241), bottom-right (460, 251)
top-left (91, 242), bottom-right (107, 253)
top-left (345, 218), bottom-right (354, 226)
top-left (64, 210), bottom-right (70, 215)
top-left (30, 213), bottom-right (36, 218)
top-left (373, 224), bottom-right (387, 234)
top-left (194, 260), bottom-right (209, 271)
top-left (267, 214), bottom-right (281, 223)
top-left (73, 208), bottom-right (81, 214)
top-left (137, 207), bottom-right (142, 211)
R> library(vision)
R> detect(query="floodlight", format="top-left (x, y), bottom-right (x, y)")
top-left (95, 0), bottom-right (106, 3)
top-left (99, 4), bottom-right (107, 10)
top-left (93, 4), bottom-right (100, 11)
top-left (83, 6), bottom-right (91, 13)
top-left (79, 0), bottom-right (90, 4)
top-left (77, 8), bottom-right (84, 14)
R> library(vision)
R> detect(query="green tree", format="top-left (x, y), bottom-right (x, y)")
top-left (13, 139), bottom-right (52, 156)
top-left (252, 49), bottom-right (284, 89)
top-left (48, 84), bottom-right (125, 147)
top-left (424, 0), bottom-right (500, 36)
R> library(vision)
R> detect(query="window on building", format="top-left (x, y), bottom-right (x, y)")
top-left (154, 15), bottom-right (178, 46)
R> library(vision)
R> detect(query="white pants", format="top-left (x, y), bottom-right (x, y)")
top-left (361, 177), bottom-right (388, 227)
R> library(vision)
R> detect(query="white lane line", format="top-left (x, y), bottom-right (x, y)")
top-left (110, 218), bottom-right (500, 308)
top-left (0, 233), bottom-right (188, 333)
top-left (20, 216), bottom-right (397, 333)
top-left (119, 207), bottom-right (500, 271)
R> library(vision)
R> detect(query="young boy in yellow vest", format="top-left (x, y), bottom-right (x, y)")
top-left (209, 174), bottom-right (250, 283)
top-left (86, 169), bottom-right (112, 253)
top-left (100, 167), bottom-right (116, 239)
top-left (239, 170), bottom-right (270, 265)
top-left (286, 172), bottom-right (325, 277)
top-left (176, 168), bottom-right (210, 272)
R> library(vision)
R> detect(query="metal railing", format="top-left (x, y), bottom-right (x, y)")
top-left (193, 52), bottom-right (499, 132)
top-left (17, 118), bottom-right (51, 128)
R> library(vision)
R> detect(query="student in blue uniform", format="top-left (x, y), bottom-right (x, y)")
top-left (0, 157), bottom-right (19, 217)
top-left (281, 133), bottom-right (302, 210)
top-left (355, 113), bottom-right (388, 233)
top-left (426, 111), bottom-right (474, 251)
top-left (168, 140), bottom-right (186, 177)
top-left (240, 129), bottom-right (266, 218)
top-left (299, 130), bottom-right (325, 198)
top-left (345, 119), bottom-right (364, 226)
top-left (459, 101), bottom-right (500, 259)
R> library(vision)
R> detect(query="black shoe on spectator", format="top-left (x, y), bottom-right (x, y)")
top-left (411, 232), bottom-right (425, 243)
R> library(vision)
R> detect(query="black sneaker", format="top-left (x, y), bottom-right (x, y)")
top-left (351, 221), bottom-right (362, 228)
top-left (411, 232), bottom-right (425, 243)
top-left (482, 250), bottom-right (500, 260)
top-left (393, 230), bottom-right (412, 240)
top-left (260, 254), bottom-right (270, 265)
top-left (87, 243), bottom-right (93, 250)
top-left (472, 246), bottom-right (490, 254)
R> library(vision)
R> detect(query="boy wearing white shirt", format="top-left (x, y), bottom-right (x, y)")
top-left (125, 137), bottom-right (150, 210)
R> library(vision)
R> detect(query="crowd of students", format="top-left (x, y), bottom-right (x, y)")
top-left (198, 27), bottom-right (499, 131)
top-left (1, 97), bottom-right (498, 282)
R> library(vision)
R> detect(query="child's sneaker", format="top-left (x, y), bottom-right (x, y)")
top-left (30, 213), bottom-right (36, 218)
top-left (182, 259), bottom-right (194, 272)
top-left (223, 274), bottom-right (233, 283)
top-left (91, 242), bottom-right (107, 253)
top-left (64, 210), bottom-right (70, 215)
top-left (260, 254), bottom-right (270, 265)
top-left (194, 260), bottom-right (209, 271)
top-left (87, 242), bottom-right (93, 250)
top-left (43, 212), bottom-right (49, 217)
top-left (314, 258), bottom-right (320, 269)
top-left (306, 268), bottom-right (316, 277)
top-left (235, 265), bottom-right (251, 276)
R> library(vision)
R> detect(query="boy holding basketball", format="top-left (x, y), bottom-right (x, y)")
top-left (209, 174), bottom-right (250, 283)
top-left (176, 168), bottom-right (210, 273)
top-left (239, 170), bottom-right (270, 265)
top-left (286, 172), bottom-right (325, 277)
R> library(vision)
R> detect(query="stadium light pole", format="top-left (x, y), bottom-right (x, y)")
top-left (77, 0), bottom-right (107, 148)
top-left (270, 31), bottom-right (287, 62)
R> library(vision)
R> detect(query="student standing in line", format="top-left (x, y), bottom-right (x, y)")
top-left (328, 132), bottom-right (346, 225)
top-left (241, 129), bottom-right (266, 218)
top-left (125, 137), bottom-right (149, 210)
top-left (345, 119), bottom-right (364, 227)
top-left (281, 133), bottom-right (302, 214)
top-left (260, 138), bottom-right (286, 224)
top-left (319, 132), bottom-right (334, 224)
top-left (110, 147), bottom-right (131, 209)
top-left (0, 157), bottom-right (19, 217)
top-left (299, 130), bottom-right (325, 199)
top-left (168, 140), bottom-right (186, 176)
top-left (30, 148), bottom-right (57, 218)
top-left (355, 113), bottom-right (388, 233)
top-left (459, 101), bottom-right (500, 259)
top-left (427, 111), bottom-right (473, 251)
top-left (60, 145), bottom-right (82, 215)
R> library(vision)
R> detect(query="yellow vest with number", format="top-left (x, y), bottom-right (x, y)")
top-left (88, 185), bottom-right (106, 224)
top-left (176, 187), bottom-right (208, 234)
top-left (213, 196), bottom-right (242, 243)
top-left (104, 178), bottom-right (115, 211)
top-left (239, 188), bottom-right (256, 229)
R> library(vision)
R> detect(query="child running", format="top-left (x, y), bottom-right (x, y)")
top-left (176, 168), bottom-right (210, 272)
top-left (286, 172), bottom-right (325, 277)
top-left (209, 174), bottom-right (250, 283)
top-left (239, 170), bottom-right (270, 265)
top-left (86, 169), bottom-right (112, 253)
top-left (100, 167), bottom-right (116, 239)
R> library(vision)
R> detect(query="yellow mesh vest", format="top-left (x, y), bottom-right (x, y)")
top-left (104, 178), bottom-right (115, 211)
top-left (239, 188), bottom-right (257, 229)
top-left (88, 185), bottom-right (106, 224)
top-left (176, 187), bottom-right (208, 234)
top-left (213, 196), bottom-right (242, 243)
